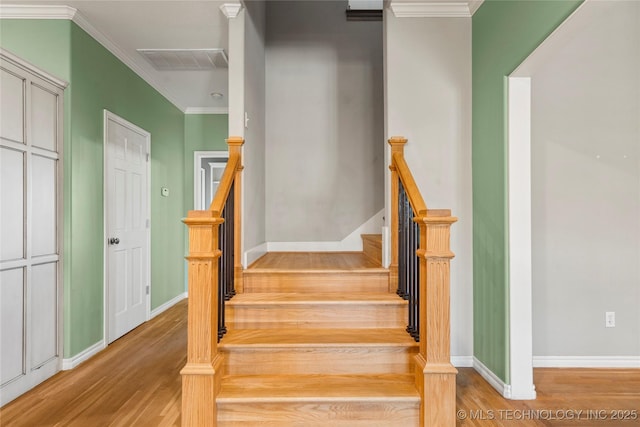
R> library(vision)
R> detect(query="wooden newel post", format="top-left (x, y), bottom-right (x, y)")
top-left (388, 136), bottom-right (407, 293)
top-left (226, 136), bottom-right (244, 294)
top-left (181, 210), bottom-right (224, 427)
top-left (415, 211), bottom-right (458, 427)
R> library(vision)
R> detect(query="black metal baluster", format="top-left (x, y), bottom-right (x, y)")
top-left (217, 183), bottom-right (237, 342)
top-left (218, 204), bottom-right (227, 341)
top-left (397, 185), bottom-right (408, 300)
top-left (409, 216), bottom-right (420, 341)
top-left (406, 190), bottom-right (416, 340)
top-left (226, 182), bottom-right (236, 300)
top-left (398, 181), bottom-right (420, 342)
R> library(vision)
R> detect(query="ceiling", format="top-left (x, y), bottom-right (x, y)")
top-left (3, 0), bottom-right (232, 112)
top-left (2, 0), bottom-right (483, 112)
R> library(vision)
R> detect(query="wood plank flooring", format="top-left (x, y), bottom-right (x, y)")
top-left (2, 299), bottom-right (639, 426)
top-left (248, 252), bottom-right (381, 270)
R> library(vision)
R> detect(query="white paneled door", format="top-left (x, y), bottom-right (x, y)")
top-left (0, 52), bottom-right (65, 406)
top-left (104, 112), bottom-right (150, 344)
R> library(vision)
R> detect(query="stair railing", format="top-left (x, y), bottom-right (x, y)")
top-left (181, 137), bottom-right (244, 427)
top-left (389, 136), bottom-right (458, 427)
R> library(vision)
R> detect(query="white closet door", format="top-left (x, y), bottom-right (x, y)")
top-left (0, 54), bottom-right (64, 406)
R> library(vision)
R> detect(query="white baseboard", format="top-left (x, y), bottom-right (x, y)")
top-left (267, 209), bottom-right (384, 253)
top-left (244, 242), bottom-right (268, 268)
top-left (150, 292), bottom-right (187, 319)
top-left (533, 356), bottom-right (640, 368)
top-left (473, 356), bottom-right (510, 398)
top-left (62, 340), bottom-right (106, 370)
top-left (452, 356), bottom-right (474, 367)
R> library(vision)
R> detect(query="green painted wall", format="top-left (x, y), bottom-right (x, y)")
top-left (183, 114), bottom-right (229, 212)
top-left (1, 20), bottom-right (186, 358)
top-left (472, 0), bottom-right (582, 382)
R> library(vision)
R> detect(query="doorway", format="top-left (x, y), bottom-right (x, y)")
top-left (194, 151), bottom-right (228, 210)
top-left (103, 111), bottom-right (151, 343)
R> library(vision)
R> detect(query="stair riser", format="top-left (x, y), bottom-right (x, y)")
top-left (362, 239), bottom-right (382, 266)
top-left (221, 347), bottom-right (418, 375)
top-left (227, 304), bottom-right (407, 329)
top-left (242, 272), bottom-right (389, 293)
top-left (218, 401), bottom-right (419, 426)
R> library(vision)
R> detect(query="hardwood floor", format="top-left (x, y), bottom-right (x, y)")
top-left (0, 301), bottom-right (187, 427)
top-left (2, 299), bottom-right (639, 426)
top-left (248, 252), bottom-right (381, 270)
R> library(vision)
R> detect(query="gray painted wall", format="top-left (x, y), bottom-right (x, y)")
top-left (384, 12), bottom-right (473, 359)
top-left (265, 1), bottom-right (384, 242)
top-left (532, 1), bottom-right (640, 358)
top-left (244, 1), bottom-right (267, 253)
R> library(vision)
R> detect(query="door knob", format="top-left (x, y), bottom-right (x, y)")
top-left (109, 237), bottom-right (120, 245)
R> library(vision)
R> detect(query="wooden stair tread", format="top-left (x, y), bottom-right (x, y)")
top-left (220, 328), bottom-right (417, 347)
top-left (248, 252), bottom-right (383, 270)
top-left (244, 267), bottom-right (388, 274)
top-left (218, 374), bottom-right (419, 402)
top-left (228, 292), bottom-right (407, 305)
top-left (361, 234), bottom-right (382, 243)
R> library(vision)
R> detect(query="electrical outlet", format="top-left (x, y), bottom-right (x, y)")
top-left (605, 311), bottom-right (615, 328)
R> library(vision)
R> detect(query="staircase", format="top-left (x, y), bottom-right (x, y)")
top-left (216, 250), bottom-right (420, 426)
top-left (181, 136), bottom-right (457, 426)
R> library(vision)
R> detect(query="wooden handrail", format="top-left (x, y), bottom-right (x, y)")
top-left (391, 152), bottom-right (427, 217)
top-left (209, 153), bottom-right (240, 217)
top-left (388, 136), bottom-right (457, 427)
top-left (181, 137), bottom-right (244, 427)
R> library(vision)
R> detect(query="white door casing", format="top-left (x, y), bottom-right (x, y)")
top-left (104, 111), bottom-right (150, 344)
top-left (0, 50), bottom-right (66, 406)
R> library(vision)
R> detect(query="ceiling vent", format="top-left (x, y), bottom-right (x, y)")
top-left (346, 0), bottom-right (383, 21)
top-left (137, 49), bottom-right (228, 71)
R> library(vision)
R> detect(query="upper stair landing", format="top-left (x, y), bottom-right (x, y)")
top-left (243, 252), bottom-right (389, 293)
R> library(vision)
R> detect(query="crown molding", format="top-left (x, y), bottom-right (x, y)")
top-left (70, 12), bottom-right (187, 111)
top-left (184, 107), bottom-right (229, 115)
top-left (1, 4), bottom-right (188, 112)
top-left (390, 1), bottom-right (482, 18)
top-left (469, 0), bottom-right (484, 15)
top-left (219, 3), bottom-right (242, 19)
top-left (0, 4), bottom-right (77, 19)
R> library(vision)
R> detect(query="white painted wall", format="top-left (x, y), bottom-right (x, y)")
top-left (531, 1), bottom-right (640, 361)
top-left (243, 1), bottom-right (267, 258)
top-left (264, 1), bottom-right (384, 243)
top-left (384, 11), bottom-right (473, 359)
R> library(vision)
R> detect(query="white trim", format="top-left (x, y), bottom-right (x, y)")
top-left (0, 4), bottom-right (76, 20)
top-left (185, 107), bottom-right (229, 115)
top-left (389, 1), bottom-right (474, 18)
top-left (150, 292), bottom-right (188, 319)
top-left (533, 356), bottom-right (640, 369)
top-left (382, 225), bottom-right (390, 268)
top-left (62, 340), bottom-right (106, 370)
top-left (244, 242), bottom-right (268, 268)
top-left (504, 0), bottom-right (609, 402)
top-left (468, 0), bottom-right (484, 16)
top-left (220, 3), bottom-right (243, 19)
top-left (452, 356), bottom-right (474, 367)
top-left (473, 357), bottom-right (511, 398)
top-left (103, 110), bottom-right (152, 345)
top-left (0, 48), bottom-right (68, 89)
top-left (506, 77), bottom-right (536, 401)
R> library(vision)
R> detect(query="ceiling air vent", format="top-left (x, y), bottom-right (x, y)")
top-left (347, 0), bottom-right (383, 21)
top-left (137, 49), bottom-right (228, 71)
